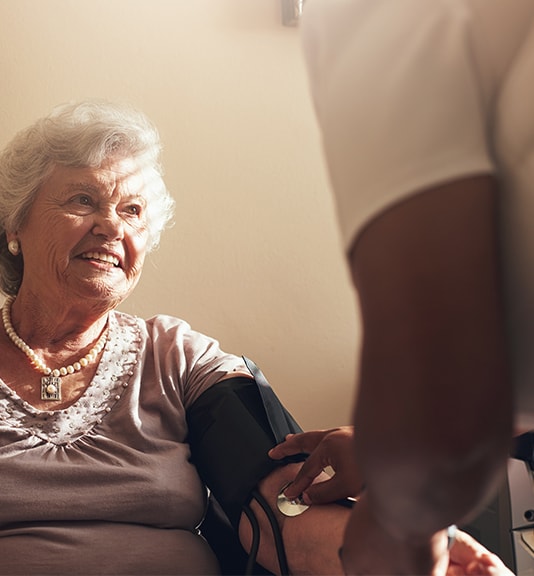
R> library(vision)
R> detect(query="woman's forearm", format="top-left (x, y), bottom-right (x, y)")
top-left (238, 463), bottom-right (350, 575)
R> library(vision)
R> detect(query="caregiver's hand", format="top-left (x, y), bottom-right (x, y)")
top-left (269, 426), bottom-right (364, 504)
top-left (446, 530), bottom-right (515, 576)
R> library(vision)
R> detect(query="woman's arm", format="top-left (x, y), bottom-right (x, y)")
top-left (238, 462), bottom-right (351, 575)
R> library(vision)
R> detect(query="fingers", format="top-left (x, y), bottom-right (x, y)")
top-left (268, 430), bottom-right (332, 460)
top-left (449, 559), bottom-right (510, 576)
top-left (448, 531), bottom-right (514, 576)
top-left (269, 426), bottom-right (360, 503)
top-left (449, 531), bottom-right (491, 564)
top-left (303, 474), bottom-right (352, 504)
top-left (283, 447), bottom-right (330, 499)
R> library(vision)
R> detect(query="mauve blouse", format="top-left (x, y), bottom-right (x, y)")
top-left (0, 310), bottom-right (248, 575)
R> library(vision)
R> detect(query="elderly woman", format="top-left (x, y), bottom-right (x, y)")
top-left (0, 101), bottom-right (351, 575)
top-left (0, 101), bottom-right (506, 576)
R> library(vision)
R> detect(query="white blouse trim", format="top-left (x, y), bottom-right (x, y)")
top-left (0, 311), bottom-right (141, 446)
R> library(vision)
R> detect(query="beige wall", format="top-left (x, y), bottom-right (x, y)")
top-left (0, 0), bottom-right (359, 430)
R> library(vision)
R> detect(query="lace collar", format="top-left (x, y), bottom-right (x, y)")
top-left (0, 311), bottom-right (142, 446)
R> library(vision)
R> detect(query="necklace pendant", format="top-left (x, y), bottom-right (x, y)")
top-left (41, 376), bottom-right (62, 401)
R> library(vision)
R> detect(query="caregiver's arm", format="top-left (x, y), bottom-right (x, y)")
top-left (344, 175), bottom-right (513, 574)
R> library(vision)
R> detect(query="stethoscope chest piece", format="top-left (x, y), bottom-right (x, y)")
top-left (276, 483), bottom-right (310, 517)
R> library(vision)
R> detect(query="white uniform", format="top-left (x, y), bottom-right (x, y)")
top-left (302, 0), bottom-right (534, 430)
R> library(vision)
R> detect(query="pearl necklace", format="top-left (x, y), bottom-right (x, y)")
top-left (1, 295), bottom-right (108, 401)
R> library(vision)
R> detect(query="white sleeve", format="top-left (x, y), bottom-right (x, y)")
top-left (301, 0), bottom-right (494, 251)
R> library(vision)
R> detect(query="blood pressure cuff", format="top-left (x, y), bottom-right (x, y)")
top-left (186, 357), bottom-right (306, 530)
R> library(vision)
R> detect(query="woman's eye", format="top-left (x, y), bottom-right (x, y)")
top-left (124, 204), bottom-right (143, 216)
top-left (67, 194), bottom-right (94, 213)
top-left (73, 194), bottom-right (92, 206)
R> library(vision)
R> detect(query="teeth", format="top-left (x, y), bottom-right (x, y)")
top-left (81, 252), bottom-right (120, 266)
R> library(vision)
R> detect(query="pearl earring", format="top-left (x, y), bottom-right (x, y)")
top-left (7, 240), bottom-right (20, 256)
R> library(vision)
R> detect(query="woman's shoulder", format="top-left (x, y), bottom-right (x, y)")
top-left (112, 309), bottom-right (192, 334)
top-left (112, 310), bottom-right (228, 357)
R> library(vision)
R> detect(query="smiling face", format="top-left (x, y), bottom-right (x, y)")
top-left (12, 157), bottom-right (151, 310)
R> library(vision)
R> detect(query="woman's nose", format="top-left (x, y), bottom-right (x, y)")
top-left (91, 210), bottom-right (124, 240)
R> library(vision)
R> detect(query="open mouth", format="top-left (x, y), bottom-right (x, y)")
top-left (80, 251), bottom-right (121, 267)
